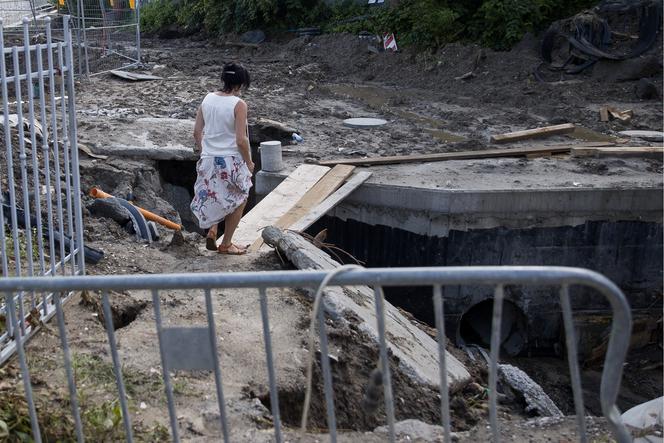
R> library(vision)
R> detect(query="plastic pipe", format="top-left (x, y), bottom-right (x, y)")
top-left (89, 187), bottom-right (182, 231)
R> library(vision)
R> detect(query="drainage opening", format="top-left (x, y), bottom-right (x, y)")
top-left (157, 160), bottom-right (200, 233)
top-left (157, 159), bottom-right (258, 235)
top-left (458, 298), bottom-right (528, 356)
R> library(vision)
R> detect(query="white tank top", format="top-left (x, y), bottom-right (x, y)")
top-left (201, 93), bottom-right (241, 157)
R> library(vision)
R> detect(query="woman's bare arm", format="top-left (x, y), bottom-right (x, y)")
top-left (193, 106), bottom-right (204, 153)
top-left (235, 100), bottom-right (254, 172)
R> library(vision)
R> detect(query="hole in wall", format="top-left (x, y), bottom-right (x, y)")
top-left (457, 298), bottom-right (528, 356)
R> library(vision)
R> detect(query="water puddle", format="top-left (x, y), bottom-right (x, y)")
top-left (570, 126), bottom-right (617, 143)
top-left (327, 84), bottom-right (465, 142)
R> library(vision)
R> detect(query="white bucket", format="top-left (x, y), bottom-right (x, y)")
top-left (259, 141), bottom-right (283, 172)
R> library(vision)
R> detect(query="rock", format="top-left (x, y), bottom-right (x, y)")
top-left (592, 56), bottom-right (662, 82)
top-left (621, 397), bottom-right (663, 443)
top-left (262, 226), bottom-right (472, 392)
top-left (498, 364), bottom-right (563, 417)
top-left (249, 118), bottom-right (297, 146)
top-left (169, 230), bottom-right (185, 247)
top-left (240, 30), bottom-right (265, 44)
top-left (636, 78), bottom-right (659, 100)
top-left (88, 198), bottom-right (131, 224)
top-left (374, 419), bottom-right (459, 441)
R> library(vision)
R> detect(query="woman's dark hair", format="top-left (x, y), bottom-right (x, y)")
top-left (221, 63), bottom-right (250, 92)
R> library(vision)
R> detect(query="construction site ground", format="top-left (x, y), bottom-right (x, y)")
top-left (1, 31), bottom-right (662, 441)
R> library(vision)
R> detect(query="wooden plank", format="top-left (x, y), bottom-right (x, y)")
top-left (224, 41), bottom-right (260, 49)
top-left (289, 170), bottom-right (372, 232)
top-left (599, 107), bottom-right (610, 122)
top-left (318, 145), bottom-right (574, 167)
top-left (248, 164), bottom-right (355, 251)
top-left (490, 123), bottom-right (576, 144)
top-left (571, 146), bottom-right (664, 159)
top-left (110, 70), bottom-right (163, 81)
top-left (218, 164), bottom-right (330, 248)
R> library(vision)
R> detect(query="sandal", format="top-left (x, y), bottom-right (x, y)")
top-left (205, 236), bottom-right (217, 251)
top-left (217, 243), bottom-right (247, 255)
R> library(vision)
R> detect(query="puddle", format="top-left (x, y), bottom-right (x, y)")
top-left (423, 128), bottom-right (466, 143)
top-left (327, 84), bottom-right (465, 142)
top-left (570, 126), bottom-right (617, 143)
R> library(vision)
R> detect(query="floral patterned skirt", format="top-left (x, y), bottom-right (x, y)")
top-left (190, 156), bottom-right (253, 229)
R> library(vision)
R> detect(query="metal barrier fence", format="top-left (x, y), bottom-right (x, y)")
top-left (0, 266), bottom-right (633, 442)
top-left (0, 16), bottom-right (86, 364)
top-left (0, 0), bottom-right (52, 28)
top-left (61, 0), bottom-right (141, 75)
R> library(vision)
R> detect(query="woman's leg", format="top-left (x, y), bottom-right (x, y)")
top-left (205, 223), bottom-right (219, 250)
top-left (220, 200), bottom-right (247, 247)
top-left (207, 223), bottom-right (218, 239)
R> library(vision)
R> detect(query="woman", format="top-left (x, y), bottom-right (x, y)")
top-left (190, 63), bottom-right (254, 255)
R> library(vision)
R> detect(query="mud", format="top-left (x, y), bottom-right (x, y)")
top-left (1, 28), bottom-right (662, 441)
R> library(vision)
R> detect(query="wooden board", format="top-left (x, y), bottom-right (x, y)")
top-left (490, 123), bottom-right (576, 144)
top-left (110, 70), bottom-right (163, 81)
top-left (318, 145), bottom-right (574, 167)
top-left (248, 164), bottom-right (355, 251)
top-left (571, 146), bottom-right (664, 159)
top-left (289, 170), bottom-right (372, 232)
top-left (218, 164), bottom-right (330, 248)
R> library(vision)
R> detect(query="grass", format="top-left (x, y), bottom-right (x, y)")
top-left (0, 354), bottom-right (180, 441)
top-left (1, 226), bottom-right (41, 274)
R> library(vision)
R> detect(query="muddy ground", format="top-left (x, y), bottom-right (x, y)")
top-left (1, 28), bottom-right (663, 442)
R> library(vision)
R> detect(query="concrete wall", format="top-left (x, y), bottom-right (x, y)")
top-left (256, 171), bottom-right (663, 354)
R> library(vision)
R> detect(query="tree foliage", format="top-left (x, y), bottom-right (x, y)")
top-left (141, 0), bottom-right (597, 50)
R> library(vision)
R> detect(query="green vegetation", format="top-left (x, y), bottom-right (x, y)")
top-left (1, 226), bottom-right (40, 272)
top-left (141, 0), bottom-right (597, 50)
top-left (0, 355), bottom-right (177, 441)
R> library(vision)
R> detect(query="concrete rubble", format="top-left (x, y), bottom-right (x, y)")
top-left (262, 226), bottom-right (472, 391)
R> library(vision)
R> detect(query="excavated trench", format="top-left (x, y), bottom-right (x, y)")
top-left (303, 214), bottom-right (662, 356)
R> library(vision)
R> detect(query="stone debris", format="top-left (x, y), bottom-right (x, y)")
top-left (499, 363), bottom-right (563, 417)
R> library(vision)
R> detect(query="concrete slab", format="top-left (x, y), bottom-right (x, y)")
top-left (618, 130), bottom-right (664, 142)
top-left (81, 117), bottom-right (198, 161)
top-left (263, 226), bottom-right (472, 391)
top-left (257, 169), bottom-right (663, 236)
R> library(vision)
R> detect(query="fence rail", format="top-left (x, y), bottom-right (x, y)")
top-left (0, 266), bottom-right (633, 442)
top-left (0, 16), bottom-right (85, 364)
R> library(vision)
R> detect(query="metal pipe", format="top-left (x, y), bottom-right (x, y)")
top-left (152, 289), bottom-right (181, 443)
top-left (204, 288), bottom-right (230, 442)
top-left (433, 285), bottom-right (452, 442)
top-left (63, 16), bottom-right (86, 274)
top-left (373, 286), bottom-right (395, 442)
top-left (22, 18), bottom-right (46, 280)
top-left (489, 285), bottom-right (504, 443)
top-left (259, 287), bottom-right (283, 443)
top-left (101, 290), bottom-right (134, 442)
top-left (45, 19), bottom-right (67, 275)
top-left (317, 304), bottom-right (337, 443)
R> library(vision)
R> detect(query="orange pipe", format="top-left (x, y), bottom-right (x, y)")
top-left (90, 187), bottom-right (182, 231)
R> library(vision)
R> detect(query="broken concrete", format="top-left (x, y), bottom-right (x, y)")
top-left (498, 364), bottom-right (563, 417)
top-left (262, 226), bottom-right (472, 392)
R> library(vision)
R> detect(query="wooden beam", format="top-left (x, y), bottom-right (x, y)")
top-left (318, 145), bottom-right (574, 167)
top-left (248, 164), bottom-right (355, 251)
top-left (490, 123), bottom-right (576, 144)
top-left (218, 164), bottom-right (329, 248)
top-left (289, 170), bottom-right (372, 232)
top-left (224, 41), bottom-right (259, 49)
top-left (571, 146), bottom-right (664, 159)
